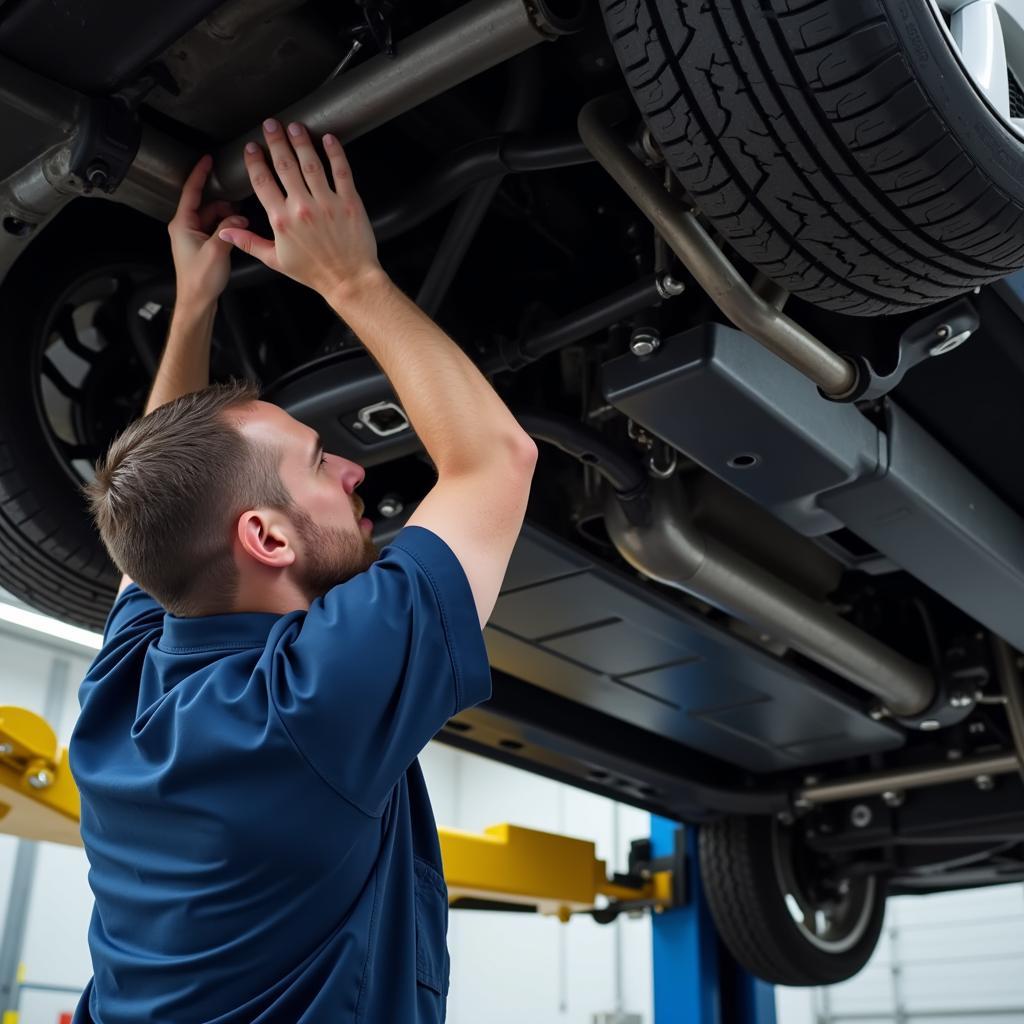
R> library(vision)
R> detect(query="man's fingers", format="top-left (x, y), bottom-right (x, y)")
top-left (209, 215), bottom-right (248, 248)
top-left (323, 134), bottom-right (355, 195)
top-left (218, 227), bottom-right (277, 269)
top-left (198, 200), bottom-right (236, 234)
top-left (262, 118), bottom-right (307, 198)
top-left (244, 139), bottom-right (285, 216)
top-left (174, 155), bottom-right (213, 226)
top-left (286, 122), bottom-right (332, 201)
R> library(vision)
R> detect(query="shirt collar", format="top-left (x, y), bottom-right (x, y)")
top-left (160, 610), bottom-right (286, 652)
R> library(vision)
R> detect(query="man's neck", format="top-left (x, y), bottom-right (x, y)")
top-left (230, 576), bottom-right (312, 617)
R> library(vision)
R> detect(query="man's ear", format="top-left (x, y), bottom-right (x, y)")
top-left (236, 509), bottom-right (296, 569)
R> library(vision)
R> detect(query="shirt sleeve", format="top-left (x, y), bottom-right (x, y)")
top-left (102, 583), bottom-right (164, 645)
top-left (270, 525), bottom-right (492, 816)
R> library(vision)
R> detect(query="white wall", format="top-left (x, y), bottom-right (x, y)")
top-left (419, 744), bottom-right (653, 1024)
top-left (777, 883), bottom-right (1024, 1024)
top-left (0, 630), bottom-right (96, 1022)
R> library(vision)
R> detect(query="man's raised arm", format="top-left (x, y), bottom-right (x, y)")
top-left (219, 119), bottom-right (536, 625)
top-left (115, 156), bottom-right (245, 593)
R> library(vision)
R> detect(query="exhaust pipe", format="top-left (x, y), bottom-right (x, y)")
top-left (119, 0), bottom-right (585, 218)
top-left (577, 95), bottom-right (860, 400)
top-left (604, 476), bottom-right (935, 718)
top-left (516, 411), bottom-right (935, 718)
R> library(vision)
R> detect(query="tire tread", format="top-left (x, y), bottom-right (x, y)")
top-left (602, 0), bottom-right (1024, 314)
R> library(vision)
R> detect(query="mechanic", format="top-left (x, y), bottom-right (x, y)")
top-left (69, 118), bottom-right (537, 1024)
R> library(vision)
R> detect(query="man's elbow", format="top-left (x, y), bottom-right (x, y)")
top-left (440, 429), bottom-right (537, 481)
top-left (509, 431), bottom-right (539, 477)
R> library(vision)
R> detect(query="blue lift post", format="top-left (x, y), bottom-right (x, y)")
top-left (650, 816), bottom-right (778, 1024)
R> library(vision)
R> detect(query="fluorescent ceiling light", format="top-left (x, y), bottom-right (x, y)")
top-left (0, 601), bottom-right (102, 651)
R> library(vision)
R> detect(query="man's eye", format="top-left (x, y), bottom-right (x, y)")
top-left (318, 455), bottom-right (327, 468)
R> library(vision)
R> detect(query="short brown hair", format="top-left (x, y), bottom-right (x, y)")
top-left (85, 381), bottom-right (292, 616)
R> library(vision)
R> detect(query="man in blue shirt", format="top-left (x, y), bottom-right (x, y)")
top-left (70, 119), bottom-right (537, 1023)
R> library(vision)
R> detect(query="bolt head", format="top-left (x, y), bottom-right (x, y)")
top-left (930, 328), bottom-right (973, 357)
top-left (629, 328), bottom-right (660, 357)
top-left (656, 275), bottom-right (686, 299)
top-left (949, 692), bottom-right (973, 709)
top-left (27, 769), bottom-right (52, 790)
top-left (0, 743), bottom-right (12, 755)
top-left (975, 774), bottom-right (995, 791)
top-left (919, 719), bottom-right (941, 731)
top-left (850, 803), bottom-right (873, 828)
top-left (881, 790), bottom-right (905, 808)
top-left (85, 160), bottom-right (109, 187)
top-left (377, 495), bottom-right (404, 519)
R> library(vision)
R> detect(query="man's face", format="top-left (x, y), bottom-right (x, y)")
top-left (238, 401), bottom-right (378, 598)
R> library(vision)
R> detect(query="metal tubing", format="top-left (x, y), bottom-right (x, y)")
top-left (209, 0), bottom-right (574, 201)
top-left (109, 124), bottom-right (196, 223)
top-left (517, 411), bottom-right (648, 495)
top-left (416, 51), bottom-right (541, 318)
top-left (479, 276), bottom-right (667, 374)
top-left (0, 55), bottom-right (80, 128)
top-left (577, 96), bottom-right (858, 398)
top-left (119, 0), bottom-right (577, 215)
top-left (605, 476), bottom-right (935, 717)
top-left (798, 754), bottom-right (1020, 805)
top-left (371, 132), bottom-right (591, 242)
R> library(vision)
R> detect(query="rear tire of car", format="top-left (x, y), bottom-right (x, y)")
top-left (602, 0), bottom-right (1024, 316)
top-left (699, 815), bottom-right (887, 986)
top-left (0, 202), bottom-right (165, 630)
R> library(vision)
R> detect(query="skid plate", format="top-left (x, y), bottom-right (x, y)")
top-left (484, 525), bottom-right (902, 773)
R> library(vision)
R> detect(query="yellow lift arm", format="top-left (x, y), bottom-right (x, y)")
top-left (0, 707), bottom-right (675, 921)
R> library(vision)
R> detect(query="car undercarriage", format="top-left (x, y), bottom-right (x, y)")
top-left (1, 0), bottom-right (1024, 986)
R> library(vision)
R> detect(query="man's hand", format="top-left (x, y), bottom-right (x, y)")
top-left (169, 154), bottom-right (248, 309)
top-left (217, 119), bottom-right (381, 300)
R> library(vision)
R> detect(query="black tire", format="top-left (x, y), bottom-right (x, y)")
top-left (699, 815), bottom-right (886, 986)
top-left (0, 202), bottom-right (165, 630)
top-left (602, 0), bottom-right (1024, 316)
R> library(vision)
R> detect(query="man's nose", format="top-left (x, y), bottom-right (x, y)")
top-left (336, 457), bottom-right (365, 493)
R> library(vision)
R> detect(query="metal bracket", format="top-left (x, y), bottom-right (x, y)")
top-left (68, 97), bottom-right (142, 194)
top-left (835, 298), bottom-right (980, 403)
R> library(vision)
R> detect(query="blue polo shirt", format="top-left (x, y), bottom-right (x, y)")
top-left (69, 526), bottom-right (491, 1024)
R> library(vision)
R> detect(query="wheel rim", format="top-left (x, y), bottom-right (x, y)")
top-left (32, 265), bottom-right (156, 487)
top-left (771, 820), bottom-right (878, 955)
top-left (929, 1), bottom-right (1024, 138)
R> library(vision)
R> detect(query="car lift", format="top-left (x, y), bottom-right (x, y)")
top-left (0, 705), bottom-right (776, 1024)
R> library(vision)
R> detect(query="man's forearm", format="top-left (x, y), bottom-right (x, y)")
top-left (144, 301), bottom-right (216, 415)
top-left (326, 272), bottom-right (531, 476)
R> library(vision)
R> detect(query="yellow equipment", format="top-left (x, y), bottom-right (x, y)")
top-left (0, 707), bottom-right (675, 921)
top-left (0, 706), bottom-right (80, 847)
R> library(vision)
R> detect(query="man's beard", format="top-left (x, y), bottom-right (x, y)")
top-left (290, 505), bottom-right (379, 600)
